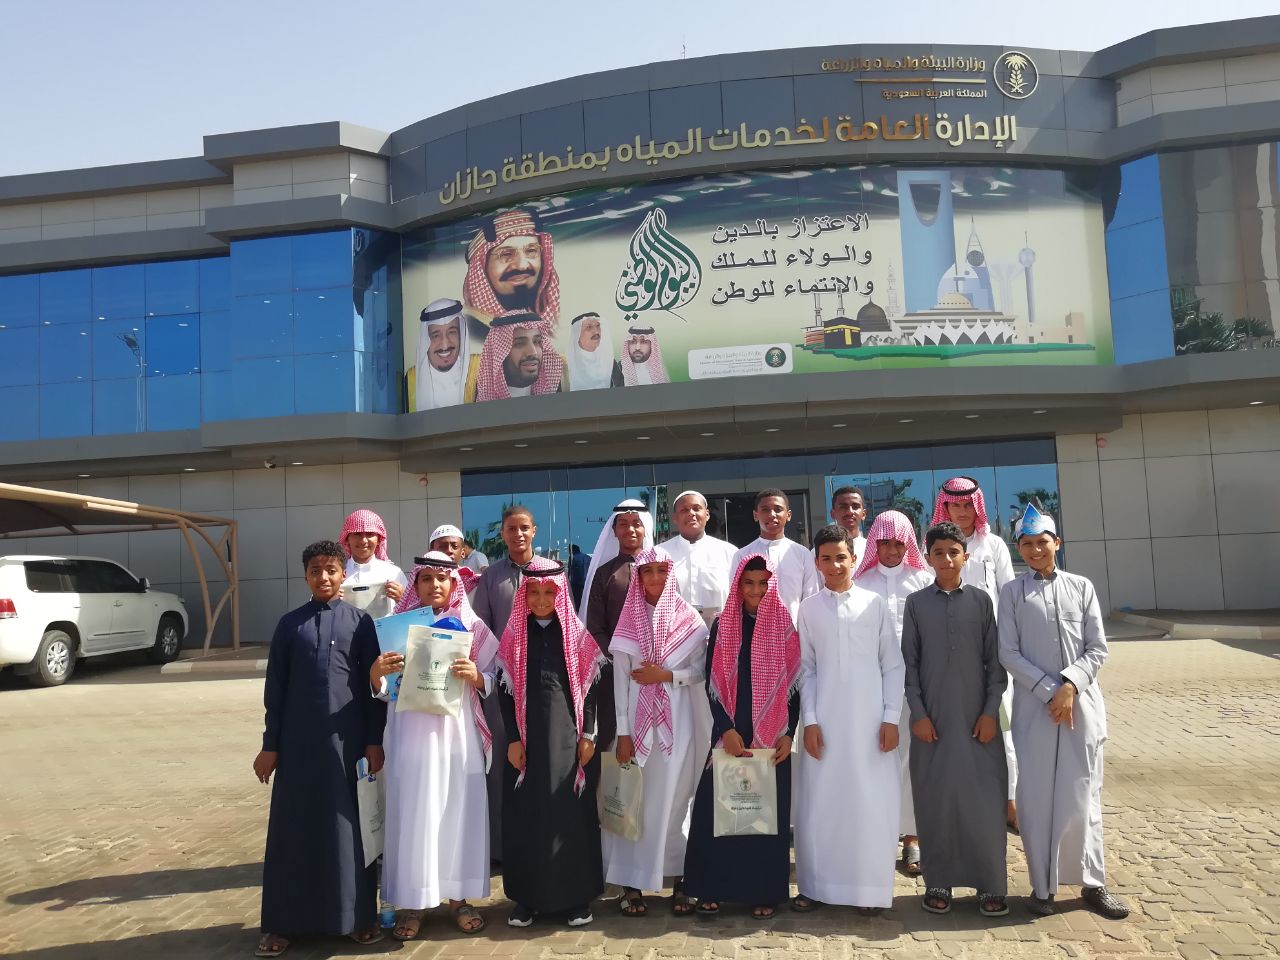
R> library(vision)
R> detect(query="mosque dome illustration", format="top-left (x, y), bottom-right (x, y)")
top-left (855, 300), bottom-right (892, 332)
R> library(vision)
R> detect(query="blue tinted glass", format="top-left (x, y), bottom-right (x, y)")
top-left (146, 315), bottom-right (200, 376)
top-left (145, 260), bottom-right (200, 315)
top-left (231, 236), bottom-right (292, 296)
top-left (0, 274), bottom-right (39, 327)
top-left (232, 294), bottom-right (293, 359)
top-left (292, 231), bottom-right (351, 290)
top-left (1105, 218), bottom-right (1171, 301)
top-left (92, 319), bottom-right (145, 380)
top-left (40, 323), bottom-right (92, 382)
top-left (356, 348), bottom-right (398, 413)
top-left (39, 381), bottom-right (91, 437)
top-left (146, 374), bottom-right (200, 431)
top-left (232, 356), bottom-right (293, 418)
top-left (0, 386), bottom-right (39, 440)
top-left (201, 370), bottom-right (233, 421)
top-left (294, 288), bottom-right (356, 350)
top-left (39, 270), bottom-right (91, 325)
top-left (200, 257), bottom-right (232, 311)
top-left (1111, 288), bottom-right (1175, 364)
top-left (93, 378), bottom-right (145, 435)
top-left (1108, 154), bottom-right (1164, 230)
top-left (199, 310), bottom-right (232, 372)
top-left (92, 264), bottom-right (145, 320)
top-left (295, 352), bottom-right (357, 414)
top-left (0, 327), bottom-right (39, 386)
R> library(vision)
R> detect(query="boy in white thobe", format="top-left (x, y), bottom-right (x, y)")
top-left (730, 488), bottom-right (819, 623)
top-left (340, 509), bottom-right (408, 620)
top-left (661, 490), bottom-right (738, 628)
top-left (607, 546), bottom-right (711, 916)
top-left (794, 525), bottom-right (903, 913)
top-left (998, 505), bottom-right (1129, 921)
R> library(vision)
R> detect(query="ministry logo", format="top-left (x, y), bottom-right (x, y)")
top-left (765, 347), bottom-right (787, 369)
top-left (993, 51), bottom-right (1039, 99)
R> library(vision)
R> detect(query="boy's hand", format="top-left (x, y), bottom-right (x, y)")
top-left (370, 652), bottom-right (404, 686)
top-left (721, 729), bottom-right (746, 757)
top-left (253, 750), bottom-right (278, 784)
top-left (972, 714), bottom-right (998, 744)
top-left (384, 580), bottom-right (405, 602)
top-left (912, 716), bottom-right (938, 743)
top-left (879, 722), bottom-right (900, 753)
top-left (578, 737), bottom-right (596, 767)
top-left (630, 662), bottom-right (672, 685)
top-left (508, 741), bottom-right (526, 772)
top-left (364, 745), bottom-right (384, 775)
top-left (773, 734), bottom-right (792, 765)
top-left (615, 734), bottom-right (635, 766)
top-left (803, 723), bottom-right (824, 760)
top-left (1049, 683), bottom-right (1076, 729)
top-left (451, 657), bottom-right (483, 689)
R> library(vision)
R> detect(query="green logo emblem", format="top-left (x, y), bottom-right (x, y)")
top-left (765, 347), bottom-right (787, 368)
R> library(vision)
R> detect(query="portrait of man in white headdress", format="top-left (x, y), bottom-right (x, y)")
top-left (413, 298), bottom-right (469, 411)
top-left (568, 312), bottom-right (622, 391)
top-left (620, 325), bottom-right (670, 386)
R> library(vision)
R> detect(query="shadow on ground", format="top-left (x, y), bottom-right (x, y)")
top-left (9, 862), bottom-right (261, 910)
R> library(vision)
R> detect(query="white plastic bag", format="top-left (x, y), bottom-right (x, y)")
top-left (598, 753), bottom-right (644, 842)
top-left (395, 625), bottom-right (471, 716)
top-left (712, 748), bottom-right (778, 837)
top-left (355, 757), bottom-right (386, 867)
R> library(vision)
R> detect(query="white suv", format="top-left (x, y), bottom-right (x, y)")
top-left (0, 555), bottom-right (189, 687)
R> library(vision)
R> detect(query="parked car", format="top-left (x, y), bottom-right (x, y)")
top-left (0, 555), bottom-right (188, 686)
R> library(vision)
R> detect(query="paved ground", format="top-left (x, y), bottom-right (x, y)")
top-left (1, 632), bottom-right (1278, 960)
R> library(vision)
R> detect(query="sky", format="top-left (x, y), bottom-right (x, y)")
top-left (0, 0), bottom-right (1276, 177)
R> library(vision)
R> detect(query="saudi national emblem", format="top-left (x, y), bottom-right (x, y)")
top-left (616, 207), bottom-right (702, 323)
top-left (994, 51), bottom-right (1039, 99)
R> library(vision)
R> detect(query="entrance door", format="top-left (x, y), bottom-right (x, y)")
top-left (708, 490), bottom-right (812, 548)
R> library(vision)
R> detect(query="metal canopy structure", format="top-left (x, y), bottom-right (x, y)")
top-left (0, 481), bottom-right (239, 653)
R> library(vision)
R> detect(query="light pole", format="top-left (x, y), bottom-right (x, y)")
top-left (118, 332), bottom-right (145, 432)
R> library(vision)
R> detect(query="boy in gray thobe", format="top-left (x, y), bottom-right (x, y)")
top-left (903, 521), bottom-right (1008, 917)
top-left (997, 504), bottom-right (1129, 920)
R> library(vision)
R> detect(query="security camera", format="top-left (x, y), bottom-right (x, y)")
top-left (263, 458), bottom-right (277, 470)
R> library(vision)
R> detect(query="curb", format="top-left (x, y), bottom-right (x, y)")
top-left (160, 650), bottom-right (269, 676)
top-left (1110, 611), bottom-right (1280, 641)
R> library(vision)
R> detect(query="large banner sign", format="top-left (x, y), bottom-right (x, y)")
top-left (402, 164), bottom-right (1113, 411)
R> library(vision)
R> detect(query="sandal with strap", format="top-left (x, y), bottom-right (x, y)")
top-left (902, 840), bottom-right (922, 877)
top-left (791, 894), bottom-right (822, 913)
top-left (672, 879), bottom-right (695, 916)
top-left (695, 900), bottom-right (720, 916)
top-left (393, 909), bottom-right (425, 941)
top-left (978, 892), bottom-right (1009, 917)
top-left (349, 925), bottom-right (384, 945)
top-left (255, 934), bottom-right (288, 958)
top-left (619, 889), bottom-right (648, 917)
top-left (453, 903), bottom-right (487, 934)
top-left (752, 904), bottom-right (776, 920)
top-left (922, 887), bottom-right (953, 915)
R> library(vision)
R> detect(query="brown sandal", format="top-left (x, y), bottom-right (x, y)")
top-left (255, 934), bottom-right (288, 958)
top-left (453, 903), bottom-right (487, 934)
top-left (349, 925), bottom-right (384, 945)
top-left (393, 909), bottom-right (424, 941)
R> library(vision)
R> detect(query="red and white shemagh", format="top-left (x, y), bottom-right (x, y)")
top-left (496, 556), bottom-right (606, 795)
top-left (620, 332), bottom-right (670, 386)
top-left (929, 475), bottom-right (991, 535)
top-left (392, 556), bottom-right (497, 771)
top-left (854, 509), bottom-right (928, 580)
top-left (474, 314), bottom-right (565, 401)
top-left (339, 509), bottom-right (390, 562)
top-left (709, 553), bottom-right (801, 750)
top-left (463, 211), bottom-right (561, 329)
top-left (609, 546), bottom-right (706, 765)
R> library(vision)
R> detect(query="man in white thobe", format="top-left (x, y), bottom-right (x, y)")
top-left (828, 485), bottom-right (869, 565)
top-left (794, 526), bottom-right (903, 911)
top-left (414, 299), bottom-right (468, 411)
top-left (730, 489), bottom-right (819, 623)
top-left (998, 504), bottom-right (1129, 920)
top-left (660, 490), bottom-right (737, 629)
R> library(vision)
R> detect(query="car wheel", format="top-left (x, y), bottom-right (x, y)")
top-left (148, 615), bottom-right (184, 664)
top-left (29, 629), bottom-right (76, 687)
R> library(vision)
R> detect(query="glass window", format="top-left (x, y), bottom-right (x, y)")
top-left (200, 257), bottom-right (231, 312)
top-left (145, 260), bottom-right (200, 316)
top-left (92, 319), bottom-right (146, 381)
top-left (994, 463), bottom-right (1061, 547)
top-left (79, 560), bottom-right (141, 593)
top-left (232, 294), bottom-right (293, 359)
top-left (146, 315), bottom-right (200, 376)
top-left (93, 378), bottom-right (145, 435)
top-left (1111, 288), bottom-right (1175, 364)
top-left (232, 356), bottom-right (293, 418)
top-left (1104, 218), bottom-right (1171, 301)
top-left (200, 310), bottom-right (232, 372)
top-left (292, 231), bottom-right (352, 291)
top-left (1107, 154), bottom-right (1164, 230)
top-left (355, 347), bottom-right (398, 414)
top-left (294, 352), bottom-right (356, 414)
top-left (92, 264), bottom-right (145, 321)
top-left (0, 386), bottom-right (39, 440)
top-left (39, 381), bottom-right (91, 438)
top-left (147, 374), bottom-right (200, 431)
top-left (0, 328), bottom-right (39, 386)
top-left (201, 370), bottom-right (233, 422)
top-left (0, 274), bottom-right (39, 327)
top-left (24, 559), bottom-right (76, 593)
top-left (39, 270), bottom-right (91, 325)
top-left (294, 288), bottom-right (356, 351)
top-left (40, 323), bottom-right (92, 383)
top-left (231, 236), bottom-right (291, 296)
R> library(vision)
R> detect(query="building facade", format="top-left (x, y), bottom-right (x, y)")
top-left (2, 16), bottom-right (1279, 644)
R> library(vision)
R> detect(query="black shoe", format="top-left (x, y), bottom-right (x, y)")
top-left (1082, 886), bottom-right (1130, 920)
top-left (1027, 894), bottom-right (1055, 916)
top-left (566, 904), bottom-right (593, 927)
top-left (507, 904), bottom-right (534, 927)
